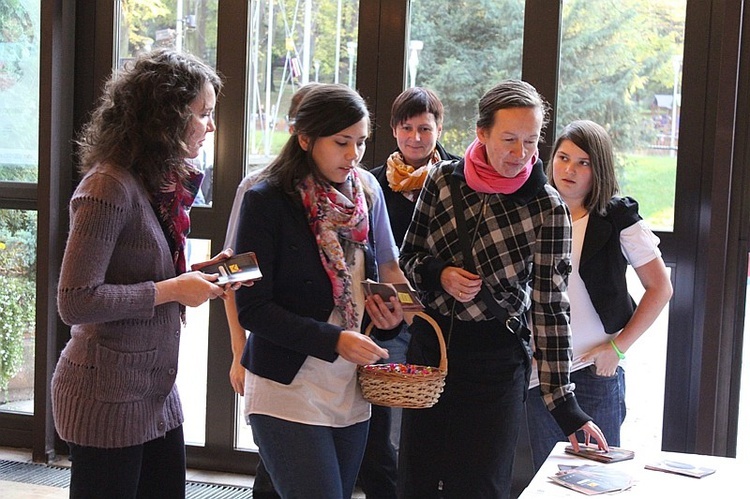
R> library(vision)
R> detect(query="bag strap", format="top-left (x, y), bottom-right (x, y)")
top-left (449, 171), bottom-right (525, 338)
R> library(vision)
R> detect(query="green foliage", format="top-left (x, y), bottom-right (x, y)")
top-left (119, 0), bottom-right (218, 66)
top-left (0, 209), bottom-right (36, 396)
top-left (410, 0), bottom-right (524, 153)
top-left (0, 274), bottom-right (34, 395)
top-left (0, 163), bottom-right (36, 182)
top-left (0, 0), bottom-right (34, 43)
top-left (119, 0), bottom-right (172, 54)
top-left (410, 0), bottom-right (684, 157)
top-left (619, 153), bottom-right (676, 231)
top-left (0, 209), bottom-right (36, 276)
top-left (556, 0), bottom-right (684, 151)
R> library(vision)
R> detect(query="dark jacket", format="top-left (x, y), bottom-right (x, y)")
top-left (579, 196), bottom-right (640, 334)
top-left (369, 142), bottom-right (459, 246)
top-left (234, 180), bottom-right (382, 385)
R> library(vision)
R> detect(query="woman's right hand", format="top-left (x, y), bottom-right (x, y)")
top-left (335, 330), bottom-right (389, 365)
top-left (155, 271), bottom-right (226, 307)
top-left (440, 266), bottom-right (482, 302)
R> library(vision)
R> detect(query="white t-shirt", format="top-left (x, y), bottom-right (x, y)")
top-left (244, 248), bottom-right (370, 427)
top-left (529, 215), bottom-right (661, 388)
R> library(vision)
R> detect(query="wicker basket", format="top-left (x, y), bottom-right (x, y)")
top-left (358, 311), bottom-right (447, 409)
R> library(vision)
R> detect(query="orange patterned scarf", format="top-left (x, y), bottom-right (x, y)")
top-left (385, 149), bottom-right (442, 201)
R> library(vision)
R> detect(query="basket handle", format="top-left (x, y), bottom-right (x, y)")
top-left (363, 311), bottom-right (447, 373)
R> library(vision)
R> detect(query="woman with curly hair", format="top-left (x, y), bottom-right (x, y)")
top-left (52, 49), bottom-right (230, 498)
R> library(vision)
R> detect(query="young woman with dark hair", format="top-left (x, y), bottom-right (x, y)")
top-left (233, 83), bottom-right (407, 498)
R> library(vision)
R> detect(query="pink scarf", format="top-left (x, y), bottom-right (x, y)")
top-left (463, 138), bottom-right (535, 194)
top-left (297, 169), bottom-right (369, 329)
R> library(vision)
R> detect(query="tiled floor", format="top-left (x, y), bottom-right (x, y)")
top-left (0, 480), bottom-right (68, 499)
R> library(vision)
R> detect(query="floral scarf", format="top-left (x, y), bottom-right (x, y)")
top-left (385, 149), bottom-right (442, 202)
top-left (152, 164), bottom-right (203, 322)
top-left (464, 138), bottom-right (536, 194)
top-left (297, 169), bottom-right (369, 329)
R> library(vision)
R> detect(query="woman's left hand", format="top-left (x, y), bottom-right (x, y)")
top-left (568, 421), bottom-right (609, 452)
top-left (365, 293), bottom-right (404, 330)
top-left (580, 343), bottom-right (620, 377)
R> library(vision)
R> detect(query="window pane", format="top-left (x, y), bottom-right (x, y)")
top-left (620, 267), bottom-right (670, 451)
top-left (408, 0), bottom-right (524, 155)
top-left (740, 257), bottom-right (750, 459)
top-left (0, 0), bottom-right (40, 183)
top-left (557, 0), bottom-right (685, 232)
top-left (116, 0), bottom-right (219, 207)
top-left (0, 209), bottom-right (37, 414)
top-left (245, 0), bottom-right (361, 173)
top-left (178, 238), bottom-right (212, 446)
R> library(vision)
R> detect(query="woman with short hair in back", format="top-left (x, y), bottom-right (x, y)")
top-left (359, 86), bottom-right (459, 498)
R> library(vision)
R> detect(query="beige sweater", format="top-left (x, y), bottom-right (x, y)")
top-left (52, 163), bottom-right (184, 448)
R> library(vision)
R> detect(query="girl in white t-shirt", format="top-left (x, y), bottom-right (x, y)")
top-left (525, 120), bottom-right (673, 470)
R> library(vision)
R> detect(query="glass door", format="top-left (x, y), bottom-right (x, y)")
top-left (236, 0), bottom-right (362, 452)
top-left (556, 0), bottom-right (686, 450)
top-left (0, 0), bottom-right (41, 417)
top-left (114, 0), bottom-right (219, 446)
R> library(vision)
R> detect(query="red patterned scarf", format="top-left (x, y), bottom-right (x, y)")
top-left (297, 169), bottom-right (369, 329)
top-left (152, 164), bottom-right (203, 321)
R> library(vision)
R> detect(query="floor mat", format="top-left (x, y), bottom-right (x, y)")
top-left (0, 459), bottom-right (253, 498)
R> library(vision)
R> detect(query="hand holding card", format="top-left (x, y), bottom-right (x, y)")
top-left (192, 251), bottom-right (263, 285)
top-left (361, 279), bottom-right (424, 311)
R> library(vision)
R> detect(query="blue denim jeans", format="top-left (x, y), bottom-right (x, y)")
top-left (248, 414), bottom-right (369, 499)
top-left (525, 365), bottom-right (626, 470)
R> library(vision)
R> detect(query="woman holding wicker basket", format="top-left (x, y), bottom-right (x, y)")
top-left (233, 84), bottom-right (408, 499)
top-left (397, 80), bottom-right (609, 498)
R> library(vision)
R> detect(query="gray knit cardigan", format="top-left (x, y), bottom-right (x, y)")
top-left (52, 163), bottom-right (184, 449)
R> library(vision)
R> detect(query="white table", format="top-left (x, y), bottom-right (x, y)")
top-left (519, 441), bottom-right (743, 497)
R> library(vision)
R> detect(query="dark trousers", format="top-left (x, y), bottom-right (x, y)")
top-left (397, 314), bottom-right (528, 499)
top-left (253, 456), bottom-right (281, 498)
top-left (68, 425), bottom-right (186, 499)
top-left (358, 403), bottom-right (398, 498)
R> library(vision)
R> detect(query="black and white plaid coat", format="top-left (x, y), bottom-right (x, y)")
top-left (401, 159), bottom-right (589, 434)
